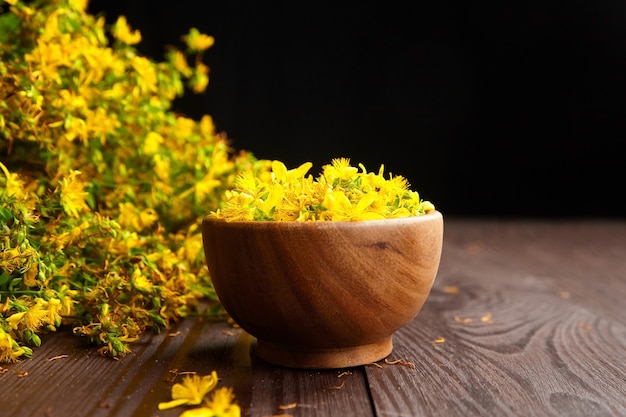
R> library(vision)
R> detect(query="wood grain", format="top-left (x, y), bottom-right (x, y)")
top-left (202, 213), bottom-right (443, 368)
top-left (366, 219), bottom-right (626, 417)
top-left (2, 219), bottom-right (625, 417)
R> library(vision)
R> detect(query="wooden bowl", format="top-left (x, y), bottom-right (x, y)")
top-left (201, 211), bottom-right (443, 369)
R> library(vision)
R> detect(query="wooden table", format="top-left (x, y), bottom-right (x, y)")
top-left (3, 218), bottom-right (626, 417)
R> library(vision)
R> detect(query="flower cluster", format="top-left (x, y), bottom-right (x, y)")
top-left (0, 0), bottom-right (265, 362)
top-left (213, 158), bottom-right (435, 222)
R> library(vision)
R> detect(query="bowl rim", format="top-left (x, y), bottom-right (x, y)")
top-left (203, 210), bottom-right (442, 229)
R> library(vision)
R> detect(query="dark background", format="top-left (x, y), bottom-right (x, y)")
top-left (89, 1), bottom-right (625, 218)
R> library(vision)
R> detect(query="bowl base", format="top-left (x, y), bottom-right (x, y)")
top-left (254, 337), bottom-right (393, 369)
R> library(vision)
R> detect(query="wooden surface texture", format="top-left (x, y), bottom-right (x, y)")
top-left (2, 218), bottom-right (625, 417)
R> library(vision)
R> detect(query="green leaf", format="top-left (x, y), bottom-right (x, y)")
top-left (0, 270), bottom-right (12, 288)
top-left (0, 11), bottom-right (20, 46)
top-left (0, 205), bottom-right (14, 223)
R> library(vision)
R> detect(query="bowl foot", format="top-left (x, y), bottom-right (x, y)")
top-left (254, 337), bottom-right (393, 369)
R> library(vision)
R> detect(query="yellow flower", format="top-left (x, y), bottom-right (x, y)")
top-left (44, 298), bottom-right (64, 327)
top-left (323, 157), bottom-right (358, 183)
top-left (131, 56), bottom-right (158, 93)
top-left (63, 115), bottom-right (89, 144)
top-left (6, 298), bottom-right (49, 332)
top-left (183, 28), bottom-right (215, 52)
top-left (112, 16), bottom-right (141, 45)
top-left (86, 107), bottom-right (120, 144)
top-left (59, 170), bottom-right (90, 218)
top-left (199, 115), bottom-right (215, 136)
top-left (117, 203), bottom-right (158, 232)
top-left (192, 62), bottom-right (209, 93)
top-left (5, 312), bottom-right (26, 330)
top-left (0, 328), bottom-right (30, 363)
top-left (158, 372), bottom-right (219, 410)
top-left (214, 158), bottom-right (434, 222)
top-left (131, 267), bottom-right (154, 293)
top-left (177, 231), bottom-right (203, 264)
top-left (419, 200), bottom-right (436, 213)
top-left (59, 285), bottom-right (78, 316)
top-left (194, 175), bottom-right (222, 202)
top-left (54, 89), bottom-right (87, 111)
top-left (0, 162), bottom-right (26, 199)
top-left (180, 387), bottom-right (241, 417)
top-left (172, 50), bottom-right (192, 76)
top-left (41, 10), bottom-right (61, 40)
top-left (143, 131), bottom-right (164, 155)
top-left (139, 208), bottom-right (159, 228)
top-left (319, 190), bottom-right (348, 218)
top-left (271, 160), bottom-right (312, 184)
top-left (153, 154), bottom-right (171, 182)
top-left (68, 0), bottom-right (87, 11)
top-left (214, 191), bottom-right (256, 222)
top-left (258, 183), bottom-right (284, 219)
top-left (23, 262), bottom-right (39, 287)
top-left (205, 387), bottom-right (240, 417)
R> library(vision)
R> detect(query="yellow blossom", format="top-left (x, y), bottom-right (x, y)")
top-left (68, 0), bottom-right (87, 11)
top-left (174, 116), bottom-right (197, 139)
top-left (6, 298), bottom-right (50, 332)
top-left (0, 162), bottom-right (26, 199)
top-left (323, 157), bottom-right (358, 183)
top-left (51, 223), bottom-right (85, 250)
top-left (199, 115), bottom-right (215, 136)
top-left (117, 203), bottom-right (158, 232)
top-left (183, 28), bottom-right (215, 52)
top-left (44, 298), bottom-right (64, 327)
top-left (63, 114), bottom-right (89, 144)
top-left (54, 89), bottom-right (87, 111)
top-left (86, 107), bottom-right (120, 144)
top-left (143, 131), bottom-right (164, 155)
top-left (153, 154), bottom-right (171, 182)
top-left (192, 62), bottom-right (210, 93)
top-left (158, 372), bottom-right (219, 410)
top-left (177, 231), bottom-right (204, 263)
top-left (41, 10), bottom-right (61, 40)
top-left (0, 328), bottom-right (30, 363)
top-left (173, 50), bottom-right (192, 76)
top-left (181, 387), bottom-right (241, 417)
top-left (193, 176), bottom-right (220, 202)
top-left (131, 268), bottom-right (153, 293)
top-left (55, 284), bottom-right (77, 316)
top-left (214, 158), bottom-right (434, 222)
top-left (112, 16), bottom-right (141, 45)
top-left (59, 170), bottom-right (90, 218)
top-left (23, 262), bottom-right (39, 287)
top-left (131, 56), bottom-right (158, 93)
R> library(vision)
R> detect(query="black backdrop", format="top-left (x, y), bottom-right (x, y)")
top-left (88, 1), bottom-right (625, 218)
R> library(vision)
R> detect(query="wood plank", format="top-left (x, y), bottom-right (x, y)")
top-left (151, 319), bottom-right (376, 417)
top-left (2, 314), bottom-right (199, 417)
top-left (2, 219), bottom-right (625, 417)
top-left (243, 354), bottom-right (375, 417)
top-left (366, 219), bottom-right (626, 417)
top-left (2, 316), bottom-right (375, 417)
